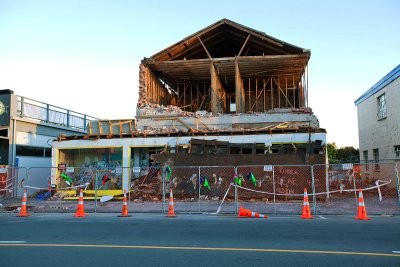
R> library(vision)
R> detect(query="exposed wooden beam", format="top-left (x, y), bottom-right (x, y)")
top-left (198, 37), bottom-right (212, 59)
top-left (237, 34), bottom-right (251, 56)
top-left (235, 60), bottom-right (246, 113)
top-left (210, 63), bottom-right (226, 113)
top-left (273, 77), bottom-right (293, 108)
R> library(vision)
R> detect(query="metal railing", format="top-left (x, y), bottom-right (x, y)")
top-left (17, 96), bottom-right (97, 132)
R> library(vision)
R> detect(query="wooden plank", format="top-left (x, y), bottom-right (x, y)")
top-left (278, 76), bottom-right (281, 108)
top-left (271, 75), bottom-right (273, 109)
top-left (263, 78), bottom-right (266, 111)
top-left (198, 37), bottom-right (212, 59)
top-left (285, 76), bottom-right (288, 107)
top-left (237, 34), bottom-right (251, 56)
top-left (273, 77), bottom-right (293, 108)
top-left (235, 60), bottom-right (245, 113)
top-left (210, 63), bottom-right (225, 113)
top-left (248, 78), bottom-right (251, 111)
top-left (292, 74), bottom-right (295, 108)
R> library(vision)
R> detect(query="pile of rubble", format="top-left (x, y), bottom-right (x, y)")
top-left (137, 103), bottom-right (196, 117)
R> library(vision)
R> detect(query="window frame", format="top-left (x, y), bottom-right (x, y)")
top-left (377, 93), bottom-right (387, 120)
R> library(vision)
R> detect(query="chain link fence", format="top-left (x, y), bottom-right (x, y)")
top-left (235, 165), bottom-right (313, 214)
top-left (0, 167), bottom-right (27, 199)
top-left (313, 163), bottom-right (400, 215)
top-left (0, 163), bottom-right (399, 215)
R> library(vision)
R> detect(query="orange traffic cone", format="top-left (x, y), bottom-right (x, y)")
top-left (74, 189), bottom-right (87, 217)
top-left (238, 206), bottom-right (268, 218)
top-left (118, 190), bottom-right (131, 217)
top-left (355, 189), bottom-right (370, 220)
top-left (166, 188), bottom-right (176, 217)
top-left (17, 189), bottom-right (31, 217)
top-left (300, 188), bottom-right (313, 219)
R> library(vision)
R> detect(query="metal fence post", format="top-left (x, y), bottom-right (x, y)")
top-left (46, 104), bottom-right (50, 122)
top-left (325, 164), bottom-right (330, 201)
top-left (162, 166), bottom-right (166, 214)
top-left (272, 165), bottom-right (276, 214)
top-left (25, 167), bottom-right (30, 198)
top-left (94, 169), bottom-right (98, 213)
top-left (198, 166), bottom-right (201, 213)
top-left (20, 97), bottom-right (24, 117)
top-left (234, 166), bottom-right (238, 215)
top-left (311, 165), bottom-right (316, 215)
top-left (395, 162), bottom-right (400, 206)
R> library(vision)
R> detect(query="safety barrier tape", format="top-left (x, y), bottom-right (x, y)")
top-left (231, 180), bottom-right (392, 197)
top-left (24, 183), bottom-right (90, 191)
top-left (0, 182), bottom-right (14, 192)
top-left (205, 183), bottom-right (232, 215)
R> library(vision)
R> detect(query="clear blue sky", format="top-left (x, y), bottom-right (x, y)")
top-left (0, 0), bottom-right (399, 148)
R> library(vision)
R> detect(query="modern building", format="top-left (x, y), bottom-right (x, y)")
top-left (0, 89), bottom-right (97, 196)
top-left (355, 64), bottom-right (400, 162)
top-left (52, 19), bottom-right (327, 194)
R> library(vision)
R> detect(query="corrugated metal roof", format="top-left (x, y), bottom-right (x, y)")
top-left (354, 64), bottom-right (400, 106)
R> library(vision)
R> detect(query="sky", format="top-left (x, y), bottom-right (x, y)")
top-left (0, 0), bottom-right (399, 148)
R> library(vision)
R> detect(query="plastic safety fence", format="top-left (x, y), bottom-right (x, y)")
top-left (235, 165), bottom-right (313, 215)
top-left (130, 166), bottom-right (163, 213)
top-left (0, 167), bottom-right (26, 200)
top-left (199, 166), bottom-right (236, 213)
top-left (313, 163), bottom-right (400, 215)
top-left (26, 167), bottom-right (96, 213)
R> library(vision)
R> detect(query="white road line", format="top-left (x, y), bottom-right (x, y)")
top-left (392, 251), bottom-right (400, 254)
top-left (318, 216), bottom-right (327, 219)
top-left (0, 241), bottom-right (26, 244)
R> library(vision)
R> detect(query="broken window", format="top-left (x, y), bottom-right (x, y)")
top-left (377, 94), bottom-right (386, 120)
top-left (373, 148), bottom-right (379, 171)
top-left (394, 145), bottom-right (400, 158)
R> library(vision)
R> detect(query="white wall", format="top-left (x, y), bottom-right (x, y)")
top-left (357, 77), bottom-right (400, 161)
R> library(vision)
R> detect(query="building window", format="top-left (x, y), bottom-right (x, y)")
top-left (395, 145), bottom-right (400, 158)
top-left (373, 148), bottom-right (379, 171)
top-left (363, 150), bottom-right (368, 162)
top-left (377, 94), bottom-right (387, 120)
top-left (16, 145), bottom-right (51, 158)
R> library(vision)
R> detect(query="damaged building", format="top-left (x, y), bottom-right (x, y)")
top-left (52, 19), bottom-right (327, 193)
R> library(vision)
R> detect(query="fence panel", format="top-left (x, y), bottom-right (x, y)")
top-left (354, 163), bottom-right (399, 215)
top-left (94, 167), bottom-right (125, 213)
top-left (2, 163), bottom-right (397, 215)
top-left (26, 167), bottom-right (96, 212)
top-left (199, 166), bottom-right (236, 213)
top-left (129, 166), bottom-right (163, 213)
top-left (313, 163), bottom-right (400, 215)
top-left (0, 167), bottom-right (27, 200)
top-left (236, 165), bottom-right (313, 215)
top-left (163, 166), bottom-right (200, 213)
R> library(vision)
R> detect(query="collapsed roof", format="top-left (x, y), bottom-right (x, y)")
top-left (139, 18), bottom-right (310, 114)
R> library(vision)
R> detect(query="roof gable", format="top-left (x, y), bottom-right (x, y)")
top-left (355, 64), bottom-right (400, 106)
top-left (149, 19), bottom-right (308, 62)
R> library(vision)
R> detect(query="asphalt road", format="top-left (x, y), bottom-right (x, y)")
top-left (0, 213), bottom-right (399, 266)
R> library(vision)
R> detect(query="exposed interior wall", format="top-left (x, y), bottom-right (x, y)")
top-left (138, 64), bottom-right (174, 108)
top-left (138, 63), bottom-right (306, 114)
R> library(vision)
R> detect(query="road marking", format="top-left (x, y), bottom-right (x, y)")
top-left (0, 243), bottom-right (398, 257)
top-left (318, 216), bottom-right (327, 219)
top-left (0, 241), bottom-right (26, 244)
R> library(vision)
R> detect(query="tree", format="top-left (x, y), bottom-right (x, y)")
top-left (327, 143), bottom-right (359, 164)
top-left (337, 146), bottom-right (359, 163)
